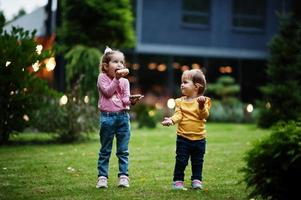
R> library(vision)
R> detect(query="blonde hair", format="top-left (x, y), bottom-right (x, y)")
top-left (99, 47), bottom-right (124, 72)
top-left (182, 69), bottom-right (206, 95)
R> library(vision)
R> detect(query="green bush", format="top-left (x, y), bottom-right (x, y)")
top-left (64, 45), bottom-right (101, 105)
top-left (258, 15), bottom-right (301, 128)
top-left (0, 26), bottom-right (52, 144)
top-left (208, 99), bottom-right (256, 123)
top-left (32, 93), bottom-right (98, 143)
top-left (132, 104), bottom-right (157, 128)
top-left (242, 120), bottom-right (301, 200)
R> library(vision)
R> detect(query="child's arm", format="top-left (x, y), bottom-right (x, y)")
top-left (197, 96), bottom-right (206, 109)
top-left (120, 80), bottom-right (131, 106)
top-left (197, 96), bottom-right (211, 119)
top-left (98, 74), bottom-right (119, 98)
top-left (162, 99), bottom-right (182, 126)
top-left (161, 117), bottom-right (173, 126)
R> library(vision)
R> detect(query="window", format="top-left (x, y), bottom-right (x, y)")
top-left (232, 0), bottom-right (266, 31)
top-left (181, 0), bottom-right (210, 28)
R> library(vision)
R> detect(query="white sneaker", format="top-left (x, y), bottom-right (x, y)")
top-left (96, 176), bottom-right (108, 188)
top-left (118, 175), bottom-right (130, 187)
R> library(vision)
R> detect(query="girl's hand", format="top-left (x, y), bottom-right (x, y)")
top-left (130, 94), bottom-right (144, 105)
top-left (197, 96), bottom-right (206, 109)
top-left (115, 68), bottom-right (129, 79)
top-left (161, 117), bottom-right (173, 126)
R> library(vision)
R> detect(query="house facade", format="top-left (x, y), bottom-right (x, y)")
top-left (127, 0), bottom-right (292, 102)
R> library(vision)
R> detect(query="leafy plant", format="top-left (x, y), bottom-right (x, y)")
top-left (132, 104), bottom-right (157, 128)
top-left (65, 45), bottom-right (101, 104)
top-left (32, 74), bottom-right (98, 143)
top-left (207, 75), bottom-right (240, 101)
top-left (57, 0), bottom-right (135, 50)
top-left (0, 26), bottom-right (53, 144)
top-left (207, 76), bottom-right (247, 123)
top-left (242, 120), bottom-right (301, 200)
top-left (32, 91), bottom-right (98, 143)
top-left (258, 15), bottom-right (301, 127)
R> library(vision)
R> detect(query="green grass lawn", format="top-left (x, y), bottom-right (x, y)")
top-left (0, 123), bottom-right (270, 200)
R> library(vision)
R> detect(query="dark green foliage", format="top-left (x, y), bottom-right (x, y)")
top-left (0, 11), bottom-right (5, 32)
top-left (207, 76), bottom-right (248, 122)
top-left (57, 0), bottom-right (135, 50)
top-left (132, 104), bottom-right (157, 128)
top-left (0, 27), bottom-right (53, 144)
top-left (65, 45), bottom-right (101, 104)
top-left (207, 76), bottom-right (240, 101)
top-left (209, 99), bottom-right (249, 123)
top-left (32, 91), bottom-right (98, 143)
top-left (258, 15), bottom-right (301, 127)
top-left (57, 0), bottom-right (136, 109)
top-left (242, 121), bottom-right (301, 200)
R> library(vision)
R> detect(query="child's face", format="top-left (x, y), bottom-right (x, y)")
top-left (181, 76), bottom-right (198, 97)
top-left (104, 52), bottom-right (125, 78)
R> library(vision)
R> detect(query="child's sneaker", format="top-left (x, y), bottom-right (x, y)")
top-left (173, 181), bottom-right (184, 190)
top-left (96, 176), bottom-right (108, 188)
top-left (118, 175), bottom-right (130, 187)
top-left (191, 179), bottom-right (203, 189)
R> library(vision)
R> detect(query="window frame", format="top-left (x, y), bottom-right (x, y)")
top-left (232, 0), bottom-right (266, 33)
top-left (181, 0), bottom-right (211, 29)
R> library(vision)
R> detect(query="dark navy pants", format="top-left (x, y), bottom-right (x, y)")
top-left (173, 135), bottom-right (206, 181)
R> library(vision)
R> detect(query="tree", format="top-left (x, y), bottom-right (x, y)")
top-left (258, 15), bottom-right (301, 128)
top-left (56, 0), bottom-right (136, 103)
top-left (207, 75), bottom-right (240, 105)
top-left (10, 8), bottom-right (26, 22)
top-left (57, 0), bottom-right (135, 50)
top-left (0, 11), bottom-right (5, 32)
top-left (64, 45), bottom-right (101, 103)
top-left (0, 26), bottom-right (52, 144)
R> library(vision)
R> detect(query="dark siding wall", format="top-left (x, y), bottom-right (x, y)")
top-left (140, 0), bottom-right (287, 51)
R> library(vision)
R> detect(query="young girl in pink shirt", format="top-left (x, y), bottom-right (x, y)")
top-left (96, 47), bottom-right (142, 189)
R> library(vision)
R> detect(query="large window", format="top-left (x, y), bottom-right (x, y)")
top-left (232, 0), bottom-right (266, 31)
top-left (181, 0), bottom-right (210, 28)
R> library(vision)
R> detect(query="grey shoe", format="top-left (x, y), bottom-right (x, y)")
top-left (96, 176), bottom-right (108, 188)
top-left (118, 175), bottom-right (130, 187)
top-left (191, 179), bottom-right (203, 189)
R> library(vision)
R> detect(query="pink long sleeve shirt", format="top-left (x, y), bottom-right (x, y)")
top-left (97, 73), bottom-right (131, 112)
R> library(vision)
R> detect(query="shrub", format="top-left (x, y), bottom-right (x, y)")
top-left (0, 26), bottom-right (52, 144)
top-left (242, 120), bottom-right (301, 200)
top-left (208, 99), bottom-right (256, 123)
top-left (132, 104), bottom-right (157, 128)
top-left (64, 45), bottom-right (101, 105)
top-left (257, 15), bottom-right (301, 128)
top-left (32, 93), bottom-right (98, 143)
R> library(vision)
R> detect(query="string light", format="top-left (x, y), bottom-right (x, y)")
top-left (45, 57), bottom-right (56, 71)
top-left (23, 114), bottom-right (29, 121)
top-left (32, 61), bottom-right (40, 72)
top-left (246, 104), bottom-right (253, 113)
top-left (167, 98), bottom-right (175, 109)
top-left (5, 61), bottom-right (11, 67)
top-left (59, 95), bottom-right (68, 105)
top-left (36, 45), bottom-right (43, 55)
top-left (84, 96), bottom-right (89, 104)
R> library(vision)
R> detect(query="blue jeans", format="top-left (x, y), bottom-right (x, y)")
top-left (173, 135), bottom-right (206, 181)
top-left (97, 111), bottom-right (130, 178)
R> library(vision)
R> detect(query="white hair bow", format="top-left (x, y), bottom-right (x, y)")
top-left (104, 46), bottom-right (112, 54)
